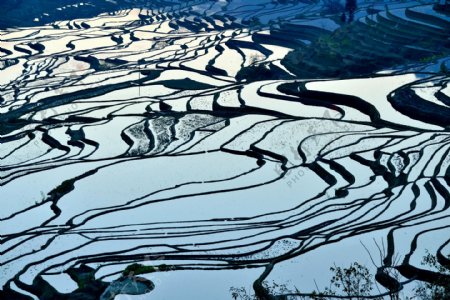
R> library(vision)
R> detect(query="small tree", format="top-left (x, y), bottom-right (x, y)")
top-left (322, 262), bottom-right (378, 299)
top-left (440, 62), bottom-right (449, 75)
top-left (414, 251), bottom-right (450, 299)
top-left (345, 0), bottom-right (357, 22)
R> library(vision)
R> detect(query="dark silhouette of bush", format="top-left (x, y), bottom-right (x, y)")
top-left (229, 252), bottom-right (450, 299)
top-left (122, 263), bottom-right (156, 276)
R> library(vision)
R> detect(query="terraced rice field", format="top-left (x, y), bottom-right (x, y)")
top-left (1, 0), bottom-right (450, 299)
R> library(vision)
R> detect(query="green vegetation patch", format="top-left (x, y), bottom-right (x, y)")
top-left (122, 263), bottom-right (156, 276)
